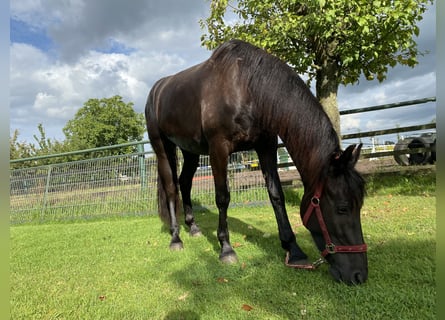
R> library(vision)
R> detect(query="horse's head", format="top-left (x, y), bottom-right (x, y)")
top-left (301, 144), bottom-right (368, 285)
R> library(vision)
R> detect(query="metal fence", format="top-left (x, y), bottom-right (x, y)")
top-left (10, 150), bottom-right (155, 224)
top-left (9, 146), bottom-right (288, 224)
top-left (10, 97), bottom-right (436, 224)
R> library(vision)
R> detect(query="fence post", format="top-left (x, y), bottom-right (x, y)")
top-left (138, 143), bottom-right (146, 189)
top-left (42, 165), bottom-right (52, 220)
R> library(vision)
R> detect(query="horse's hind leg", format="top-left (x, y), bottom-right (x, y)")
top-left (152, 137), bottom-right (183, 250)
top-left (179, 150), bottom-right (202, 236)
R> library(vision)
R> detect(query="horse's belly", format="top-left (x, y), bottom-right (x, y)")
top-left (167, 135), bottom-right (209, 155)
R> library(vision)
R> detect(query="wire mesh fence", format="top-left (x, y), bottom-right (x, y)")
top-left (10, 152), bottom-right (154, 224)
top-left (9, 146), bottom-right (299, 225)
top-left (10, 97), bottom-right (436, 225)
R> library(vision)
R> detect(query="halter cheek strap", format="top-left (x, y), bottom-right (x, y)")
top-left (302, 185), bottom-right (367, 258)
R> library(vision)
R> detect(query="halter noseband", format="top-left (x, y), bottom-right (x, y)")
top-left (302, 184), bottom-right (367, 258)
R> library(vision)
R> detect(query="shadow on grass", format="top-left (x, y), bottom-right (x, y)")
top-left (162, 234), bottom-right (435, 319)
top-left (188, 187), bottom-right (304, 262)
top-left (156, 193), bottom-right (337, 318)
top-left (158, 187), bottom-right (305, 263)
top-left (153, 183), bottom-right (435, 318)
top-left (164, 310), bottom-right (200, 320)
top-left (161, 207), bottom-right (330, 319)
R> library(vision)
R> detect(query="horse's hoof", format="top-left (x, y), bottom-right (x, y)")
top-left (190, 230), bottom-right (202, 237)
top-left (219, 252), bottom-right (238, 264)
top-left (169, 242), bottom-right (184, 251)
top-left (190, 225), bottom-right (202, 237)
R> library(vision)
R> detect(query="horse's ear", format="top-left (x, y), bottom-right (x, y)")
top-left (333, 143), bottom-right (362, 169)
top-left (344, 143), bottom-right (362, 167)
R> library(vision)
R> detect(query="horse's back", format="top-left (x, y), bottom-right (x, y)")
top-left (145, 62), bottom-right (213, 154)
top-left (146, 46), bottom-right (262, 155)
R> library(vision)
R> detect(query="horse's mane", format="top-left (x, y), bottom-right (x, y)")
top-left (210, 39), bottom-right (341, 189)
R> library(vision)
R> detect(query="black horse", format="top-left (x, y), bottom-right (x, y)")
top-left (145, 39), bottom-right (367, 284)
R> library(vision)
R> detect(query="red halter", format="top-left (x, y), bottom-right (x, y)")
top-left (302, 184), bottom-right (367, 258)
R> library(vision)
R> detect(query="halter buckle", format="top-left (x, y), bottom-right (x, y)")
top-left (311, 196), bottom-right (320, 206)
top-left (312, 258), bottom-right (325, 268)
top-left (326, 243), bottom-right (336, 254)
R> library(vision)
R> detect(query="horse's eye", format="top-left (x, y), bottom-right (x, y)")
top-left (337, 203), bottom-right (350, 215)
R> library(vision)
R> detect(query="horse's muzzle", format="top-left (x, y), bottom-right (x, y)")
top-left (329, 263), bottom-right (368, 285)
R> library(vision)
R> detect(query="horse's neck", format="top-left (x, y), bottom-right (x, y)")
top-left (272, 103), bottom-right (339, 189)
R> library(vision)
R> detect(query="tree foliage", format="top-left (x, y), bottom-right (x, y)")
top-left (200, 0), bottom-right (433, 136)
top-left (63, 95), bottom-right (145, 154)
top-left (32, 123), bottom-right (69, 156)
top-left (10, 96), bottom-right (145, 167)
top-left (10, 129), bottom-right (37, 162)
top-left (10, 124), bottom-right (73, 167)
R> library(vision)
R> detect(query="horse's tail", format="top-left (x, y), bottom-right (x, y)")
top-left (146, 77), bottom-right (181, 226)
top-left (156, 174), bottom-right (181, 226)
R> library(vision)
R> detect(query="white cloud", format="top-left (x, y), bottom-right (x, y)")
top-left (364, 119), bottom-right (389, 131)
top-left (10, 0), bottom-right (436, 146)
top-left (341, 115), bottom-right (361, 133)
top-left (10, 0), bottom-right (211, 142)
top-left (339, 72), bottom-right (436, 110)
top-left (12, 0), bottom-right (208, 62)
top-left (10, 41), bottom-right (195, 141)
top-left (34, 92), bottom-right (56, 110)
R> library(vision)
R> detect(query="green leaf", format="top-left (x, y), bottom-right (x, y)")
top-left (200, 0), bottom-right (432, 91)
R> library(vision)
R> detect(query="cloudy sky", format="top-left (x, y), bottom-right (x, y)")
top-left (10, 1), bottom-right (436, 149)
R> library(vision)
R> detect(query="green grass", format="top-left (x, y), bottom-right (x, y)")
top-left (10, 170), bottom-right (436, 319)
top-left (10, 184), bottom-right (158, 225)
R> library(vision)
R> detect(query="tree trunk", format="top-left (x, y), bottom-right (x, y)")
top-left (315, 43), bottom-right (342, 143)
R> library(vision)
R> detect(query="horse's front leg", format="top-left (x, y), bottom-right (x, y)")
top-left (256, 146), bottom-right (310, 266)
top-left (179, 150), bottom-right (202, 236)
top-left (210, 147), bottom-right (238, 264)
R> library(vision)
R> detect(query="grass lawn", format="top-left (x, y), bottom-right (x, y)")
top-left (10, 170), bottom-right (436, 319)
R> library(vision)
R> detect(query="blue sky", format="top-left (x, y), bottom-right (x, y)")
top-left (11, 19), bottom-right (54, 52)
top-left (10, 1), bottom-right (436, 149)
